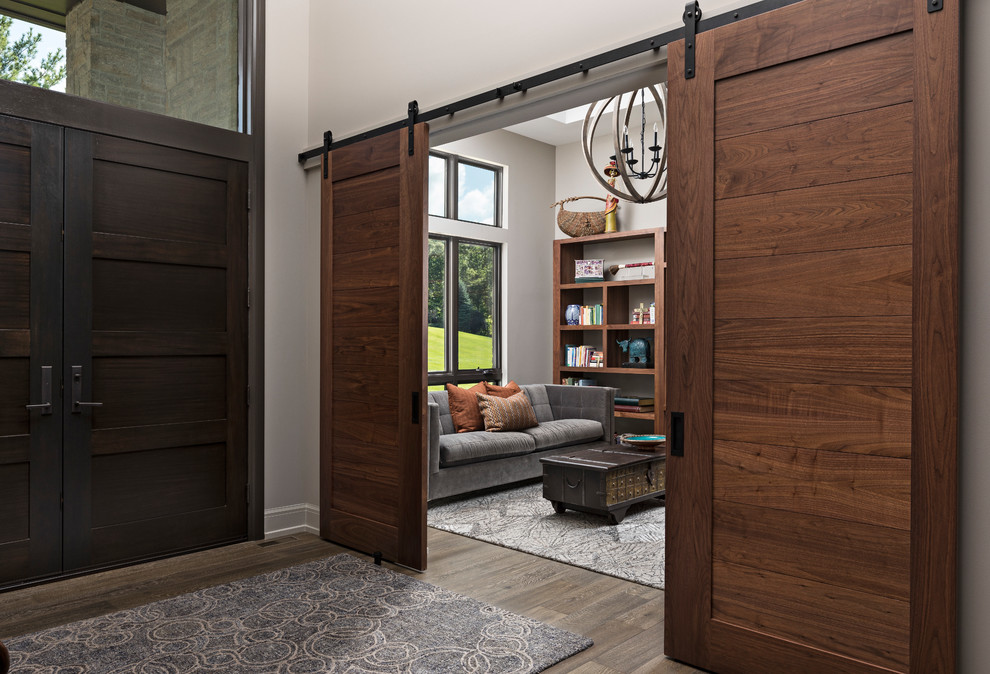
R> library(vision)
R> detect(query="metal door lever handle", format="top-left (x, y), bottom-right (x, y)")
top-left (71, 365), bottom-right (102, 413)
top-left (25, 366), bottom-right (53, 415)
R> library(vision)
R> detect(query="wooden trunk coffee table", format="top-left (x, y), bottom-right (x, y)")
top-left (540, 444), bottom-right (666, 524)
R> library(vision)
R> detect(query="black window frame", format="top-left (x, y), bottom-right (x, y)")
top-left (427, 234), bottom-right (502, 388)
top-left (428, 150), bottom-right (502, 227)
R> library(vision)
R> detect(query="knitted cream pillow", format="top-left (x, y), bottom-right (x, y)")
top-left (476, 391), bottom-right (538, 432)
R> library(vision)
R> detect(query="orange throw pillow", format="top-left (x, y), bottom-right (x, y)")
top-left (445, 382), bottom-right (488, 433)
top-left (477, 391), bottom-right (538, 432)
top-left (485, 380), bottom-right (521, 398)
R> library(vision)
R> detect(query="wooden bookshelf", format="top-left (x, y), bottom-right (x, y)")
top-left (552, 228), bottom-right (665, 434)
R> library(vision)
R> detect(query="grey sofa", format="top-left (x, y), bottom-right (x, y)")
top-left (427, 383), bottom-right (615, 501)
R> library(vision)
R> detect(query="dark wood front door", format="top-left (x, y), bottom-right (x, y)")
top-left (665, 0), bottom-right (957, 672)
top-left (0, 116), bottom-right (63, 586)
top-left (0, 119), bottom-right (249, 586)
top-left (320, 125), bottom-right (428, 571)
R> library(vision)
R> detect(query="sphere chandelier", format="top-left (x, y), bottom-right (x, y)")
top-left (581, 83), bottom-right (668, 204)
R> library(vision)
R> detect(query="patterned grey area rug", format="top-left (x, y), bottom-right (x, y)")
top-left (428, 482), bottom-right (665, 589)
top-left (5, 553), bottom-right (592, 673)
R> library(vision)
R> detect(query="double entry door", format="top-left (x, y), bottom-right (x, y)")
top-left (0, 115), bottom-right (249, 587)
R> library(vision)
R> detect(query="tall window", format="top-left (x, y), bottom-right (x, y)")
top-left (428, 236), bottom-right (501, 388)
top-left (428, 151), bottom-right (501, 226)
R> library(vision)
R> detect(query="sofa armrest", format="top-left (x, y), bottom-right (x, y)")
top-left (543, 384), bottom-right (615, 442)
top-left (428, 401), bottom-right (441, 475)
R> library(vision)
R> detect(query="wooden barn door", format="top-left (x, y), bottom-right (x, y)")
top-left (664, 1), bottom-right (957, 673)
top-left (320, 125), bottom-right (428, 571)
top-left (61, 130), bottom-right (249, 571)
top-left (0, 116), bottom-right (63, 585)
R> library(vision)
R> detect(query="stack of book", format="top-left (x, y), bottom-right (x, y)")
top-left (577, 304), bottom-right (603, 325)
top-left (614, 396), bottom-right (655, 413)
top-left (564, 344), bottom-right (604, 367)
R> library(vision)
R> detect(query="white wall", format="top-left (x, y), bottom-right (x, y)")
top-left (555, 136), bottom-right (667, 237)
top-left (267, 2), bottom-right (990, 668)
top-left (263, 0), bottom-right (321, 516)
top-left (431, 130), bottom-right (557, 385)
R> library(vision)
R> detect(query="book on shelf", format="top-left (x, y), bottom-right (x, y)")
top-left (615, 404), bottom-right (655, 413)
top-left (563, 344), bottom-right (604, 368)
top-left (579, 304), bottom-right (602, 325)
top-left (615, 396), bottom-right (655, 406)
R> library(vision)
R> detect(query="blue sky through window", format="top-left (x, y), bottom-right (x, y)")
top-left (5, 15), bottom-right (66, 92)
top-left (457, 163), bottom-right (496, 225)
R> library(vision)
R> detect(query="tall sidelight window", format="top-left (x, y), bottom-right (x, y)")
top-left (428, 151), bottom-right (501, 226)
top-left (428, 235), bottom-right (501, 389)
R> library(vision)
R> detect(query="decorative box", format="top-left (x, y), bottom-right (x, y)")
top-left (574, 259), bottom-right (604, 283)
top-left (612, 262), bottom-right (655, 281)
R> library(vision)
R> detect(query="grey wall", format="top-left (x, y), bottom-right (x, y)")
top-left (430, 130), bottom-right (557, 386)
top-left (265, 1), bottom-right (988, 667)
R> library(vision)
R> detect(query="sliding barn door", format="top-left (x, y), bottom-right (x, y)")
top-left (0, 116), bottom-right (62, 585)
top-left (665, 1), bottom-right (957, 672)
top-left (62, 130), bottom-right (249, 570)
top-left (320, 125), bottom-right (428, 571)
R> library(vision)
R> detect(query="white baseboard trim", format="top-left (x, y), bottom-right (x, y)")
top-left (264, 502), bottom-right (320, 538)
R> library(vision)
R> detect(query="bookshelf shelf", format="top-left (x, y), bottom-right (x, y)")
top-left (553, 228), bottom-right (665, 434)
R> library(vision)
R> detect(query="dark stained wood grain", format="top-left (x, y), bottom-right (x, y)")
top-left (331, 327), bottom-right (399, 367)
top-left (0, 464), bottom-right (29, 543)
top-left (0, 436), bottom-right (29, 465)
top-left (91, 445), bottom-right (227, 527)
top-left (911, 1), bottom-right (959, 671)
top-left (714, 174), bottom-right (913, 260)
top-left (0, 252), bottom-right (29, 329)
top-left (397, 122), bottom-right (428, 571)
top-left (0, 143), bottom-right (30, 225)
top-left (713, 500), bottom-right (909, 600)
top-left (0, 115), bottom-right (62, 588)
top-left (92, 331), bottom-right (227, 357)
top-left (715, 31), bottom-right (913, 140)
top-left (714, 316), bottom-right (911, 386)
top-left (321, 126), bottom-right (427, 571)
top-left (713, 440), bottom-right (909, 531)
top-left (715, 103), bottom-right (913, 200)
top-left (711, 0), bottom-right (912, 80)
top-left (0, 222), bottom-right (30, 252)
top-left (332, 207), bottom-right (400, 254)
top-left (91, 420), bottom-right (227, 456)
top-left (331, 287), bottom-right (400, 326)
top-left (714, 380), bottom-right (911, 458)
top-left (332, 169), bottom-right (401, 219)
top-left (90, 356), bottom-right (227, 429)
top-left (715, 245), bottom-right (912, 319)
top-left (332, 246), bottom-right (401, 289)
top-left (333, 366), bottom-right (398, 405)
top-left (664, 32), bottom-right (715, 670)
top-left (92, 259), bottom-right (227, 332)
top-left (92, 161), bottom-right (227, 245)
top-left (331, 131), bottom-right (402, 183)
top-left (712, 561), bottom-right (909, 672)
top-left (92, 232), bottom-right (227, 268)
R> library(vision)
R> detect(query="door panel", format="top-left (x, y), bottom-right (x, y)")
top-left (0, 116), bottom-right (63, 585)
top-left (665, 0), bottom-right (957, 672)
top-left (63, 130), bottom-right (248, 571)
top-left (320, 125), bottom-right (428, 571)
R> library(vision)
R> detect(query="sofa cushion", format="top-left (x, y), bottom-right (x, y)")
top-left (520, 384), bottom-right (554, 423)
top-left (428, 389), bottom-right (455, 435)
top-left (485, 380), bottom-right (522, 398)
top-left (477, 391), bottom-right (538, 432)
top-left (522, 419), bottom-right (604, 450)
top-left (438, 431), bottom-right (536, 467)
top-left (446, 382), bottom-right (488, 433)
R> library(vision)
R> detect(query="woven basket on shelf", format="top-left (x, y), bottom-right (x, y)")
top-left (551, 196), bottom-right (607, 237)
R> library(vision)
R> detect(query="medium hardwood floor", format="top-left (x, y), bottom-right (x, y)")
top-left (0, 528), bottom-right (704, 673)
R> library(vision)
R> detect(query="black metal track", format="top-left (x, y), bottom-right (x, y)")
top-left (297, 0), bottom-right (803, 164)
